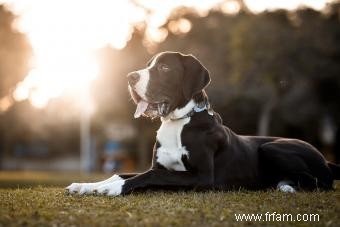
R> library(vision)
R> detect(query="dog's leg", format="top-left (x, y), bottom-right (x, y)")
top-left (259, 140), bottom-right (333, 191)
top-left (66, 173), bottom-right (138, 195)
top-left (93, 169), bottom-right (213, 196)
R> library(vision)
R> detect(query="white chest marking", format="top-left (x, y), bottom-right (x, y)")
top-left (156, 118), bottom-right (190, 171)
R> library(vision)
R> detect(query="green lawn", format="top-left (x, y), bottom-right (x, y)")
top-left (0, 172), bottom-right (339, 226)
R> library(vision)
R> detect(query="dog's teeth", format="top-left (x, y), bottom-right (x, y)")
top-left (157, 103), bottom-right (162, 115)
top-left (134, 100), bottom-right (149, 118)
top-left (158, 102), bottom-right (168, 116)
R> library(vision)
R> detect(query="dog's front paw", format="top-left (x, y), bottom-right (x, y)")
top-left (78, 183), bottom-right (98, 195)
top-left (66, 183), bottom-right (104, 195)
top-left (94, 180), bottom-right (125, 196)
top-left (65, 183), bottom-right (82, 194)
top-left (66, 174), bottom-right (125, 195)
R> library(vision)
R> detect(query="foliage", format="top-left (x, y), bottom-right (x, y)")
top-left (0, 5), bottom-right (31, 98)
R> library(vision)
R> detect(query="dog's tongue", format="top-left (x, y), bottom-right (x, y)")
top-left (134, 100), bottom-right (149, 118)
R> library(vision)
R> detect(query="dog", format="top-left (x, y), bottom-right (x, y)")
top-left (66, 51), bottom-right (340, 195)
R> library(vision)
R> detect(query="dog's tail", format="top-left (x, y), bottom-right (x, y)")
top-left (328, 162), bottom-right (340, 180)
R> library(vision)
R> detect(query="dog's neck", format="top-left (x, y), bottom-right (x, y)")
top-left (162, 91), bottom-right (213, 121)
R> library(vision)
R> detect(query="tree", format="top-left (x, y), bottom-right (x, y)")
top-left (0, 5), bottom-right (31, 99)
top-left (0, 5), bottom-right (31, 168)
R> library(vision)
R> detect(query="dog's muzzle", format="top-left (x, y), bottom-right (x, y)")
top-left (127, 72), bottom-right (140, 86)
top-left (128, 85), bottom-right (170, 119)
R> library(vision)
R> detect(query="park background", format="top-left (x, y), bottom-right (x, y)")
top-left (0, 0), bottom-right (339, 176)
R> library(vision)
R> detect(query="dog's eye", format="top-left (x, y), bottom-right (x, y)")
top-left (157, 64), bottom-right (170, 72)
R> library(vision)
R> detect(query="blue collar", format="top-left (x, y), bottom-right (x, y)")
top-left (193, 105), bottom-right (207, 113)
top-left (171, 104), bottom-right (213, 121)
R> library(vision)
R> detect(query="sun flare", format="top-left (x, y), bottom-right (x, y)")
top-left (2, 0), bottom-right (146, 109)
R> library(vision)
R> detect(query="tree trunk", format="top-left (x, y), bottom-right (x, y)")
top-left (257, 98), bottom-right (276, 136)
top-left (137, 129), bottom-right (149, 171)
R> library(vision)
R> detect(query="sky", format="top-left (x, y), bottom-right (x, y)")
top-left (0, 0), bottom-right (330, 111)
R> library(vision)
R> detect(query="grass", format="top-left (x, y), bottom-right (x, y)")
top-left (0, 172), bottom-right (339, 226)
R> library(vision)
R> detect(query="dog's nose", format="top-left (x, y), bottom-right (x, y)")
top-left (127, 72), bottom-right (140, 86)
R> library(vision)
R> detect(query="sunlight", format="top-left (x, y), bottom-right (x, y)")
top-left (220, 0), bottom-right (241, 14)
top-left (168, 18), bottom-right (192, 35)
top-left (14, 54), bottom-right (98, 108)
top-left (0, 96), bottom-right (13, 112)
top-left (2, 0), bottom-right (145, 109)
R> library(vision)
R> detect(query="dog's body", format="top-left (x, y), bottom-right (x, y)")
top-left (67, 51), bottom-right (340, 195)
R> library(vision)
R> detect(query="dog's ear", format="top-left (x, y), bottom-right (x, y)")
top-left (182, 54), bottom-right (211, 100)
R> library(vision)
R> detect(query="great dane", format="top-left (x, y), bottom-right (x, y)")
top-left (66, 51), bottom-right (340, 195)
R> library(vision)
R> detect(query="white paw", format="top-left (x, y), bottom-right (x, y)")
top-left (94, 180), bottom-right (125, 196)
top-left (278, 184), bottom-right (296, 193)
top-left (66, 183), bottom-right (99, 195)
top-left (65, 175), bottom-right (124, 195)
top-left (78, 183), bottom-right (97, 195)
top-left (65, 183), bottom-right (82, 194)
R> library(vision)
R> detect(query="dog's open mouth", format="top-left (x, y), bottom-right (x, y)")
top-left (134, 99), bottom-right (149, 118)
top-left (129, 86), bottom-right (169, 118)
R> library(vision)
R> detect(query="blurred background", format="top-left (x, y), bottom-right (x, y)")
top-left (0, 0), bottom-right (339, 184)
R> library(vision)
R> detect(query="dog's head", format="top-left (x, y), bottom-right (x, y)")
top-left (127, 51), bottom-right (210, 119)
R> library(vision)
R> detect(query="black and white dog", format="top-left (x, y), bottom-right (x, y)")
top-left (66, 51), bottom-right (340, 195)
